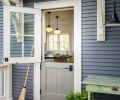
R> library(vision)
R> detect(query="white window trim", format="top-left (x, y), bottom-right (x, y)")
top-left (0, 64), bottom-right (12, 100)
top-left (3, 6), bottom-right (41, 64)
top-left (34, 1), bottom-right (82, 98)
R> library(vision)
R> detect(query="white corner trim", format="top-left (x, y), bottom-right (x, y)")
top-left (34, 0), bottom-right (82, 92)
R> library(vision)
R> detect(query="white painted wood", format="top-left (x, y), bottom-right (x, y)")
top-left (1, 0), bottom-right (22, 6)
top-left (1, 0), bottom-right (10, 5)
top-left (10, 0), bottom-right (20, 4)
top-left (34, 63), bottom-right (40, 100)
top-left (41, 62), bottom-right (74, 100)
top-left (34, 0), bottom-right (82, 93)
top-left (74, 0), bottom-right (82, 91)
top-left (3, 6), bottom-right (41, 64)
top-left (97, 0), bottom-right (105, 41)
top-left (0, 70), bottom-right (3, 96)
top-left (0, 64), bottom-right (12, 100)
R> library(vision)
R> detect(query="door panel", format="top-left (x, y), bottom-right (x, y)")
top-left (41, 62), bottom-right (74, 100)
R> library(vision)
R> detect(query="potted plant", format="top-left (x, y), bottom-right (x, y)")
top-left (66, 91), bottom-right (88, 100)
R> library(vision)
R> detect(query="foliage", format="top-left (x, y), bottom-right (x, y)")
top-left (66, 91), bottom-right (88, 100)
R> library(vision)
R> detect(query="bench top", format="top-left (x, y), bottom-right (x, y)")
top-left (82, 75), bottom-right (120, 87)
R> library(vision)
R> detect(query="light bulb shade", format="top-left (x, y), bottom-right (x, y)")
top-left (54, 29), bottom-right (61, 34)
top-left (46, 27), bottom-right (53, 32)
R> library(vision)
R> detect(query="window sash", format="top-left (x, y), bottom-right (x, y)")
top-left (4, 6), bottom-right (41, 64)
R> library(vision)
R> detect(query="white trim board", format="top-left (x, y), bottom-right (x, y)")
top-left (0, 64), bottom-right (12, 100)
top-left (34, 0), bottom-right (82, 93)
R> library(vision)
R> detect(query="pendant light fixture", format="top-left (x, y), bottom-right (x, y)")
top-left (54, 16), bottom-right (61, 34)
top-left (46, 12), bottom-right (53, 33)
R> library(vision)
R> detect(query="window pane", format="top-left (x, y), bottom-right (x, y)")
top-left (0, 70), bottom-right (4, 97)
top-left (49, 35), bottom-right (58, 42)
top-left (54, 43), bottom-right (58, 50)
top-left (60, 43), bottom-right (69, 51)
top-left (49, 35), bottom-right (54, 42)
top-left (60, 35), bottom-right (69, 42)
top-left (24, 14), bottom-right (34, 35)
top-left (10, 35), bottom-right (22, 57)
top-left (24, 36), bottom-right (34, 57)
top-left (54, 35), bottom-right (58, 42)
top-left (11, 12), bottom-right (22, 35)
top-left (48, 43), bottom-right (54, 50)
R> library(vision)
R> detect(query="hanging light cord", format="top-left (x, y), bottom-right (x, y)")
top-left (48, 12), bottom-right (51, 27)
top-left (56, 16), bottom-right (59, 30)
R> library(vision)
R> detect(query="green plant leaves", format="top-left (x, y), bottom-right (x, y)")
top-left (66, 91), bottom-right (88, 100)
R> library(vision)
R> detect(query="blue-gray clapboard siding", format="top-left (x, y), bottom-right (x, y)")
top-left (82, 0), bottom-right (120, 100)
top-left (12, 1), bottom-right (34, 100)
top-left (0, 3), bottom-right (3, 64)
top-left (12, 64), bottom-right (34, 100)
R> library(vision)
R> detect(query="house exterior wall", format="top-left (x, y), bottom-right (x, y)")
top-left (82, 0), bottom-right (120, 99)
top-left (0, 0), bottom-right (120, 100)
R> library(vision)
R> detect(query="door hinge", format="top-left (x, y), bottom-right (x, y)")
top-left (40, 89), bottom-right (42, 94)
top-left (40, 63), bottom-right (42, 70)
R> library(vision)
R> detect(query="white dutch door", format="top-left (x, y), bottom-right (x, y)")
top-left (41, 62), bottom-right (74, 100)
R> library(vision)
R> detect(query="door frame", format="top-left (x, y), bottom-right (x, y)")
top-left (34, 0), bottom-right (82, 95)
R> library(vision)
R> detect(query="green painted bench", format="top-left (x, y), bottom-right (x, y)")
top-left (82, 75), bottom-right (120, 100)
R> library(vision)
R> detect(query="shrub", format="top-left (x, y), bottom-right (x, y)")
top-left (66, 91), bottom-right (88, 100)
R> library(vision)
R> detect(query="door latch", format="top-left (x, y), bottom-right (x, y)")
top-left (65, 65), bottom-right (73, 71)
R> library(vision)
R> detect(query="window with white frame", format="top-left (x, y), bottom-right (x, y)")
top-left (47, 33), bottom-right (70, 51)
top-left (4, 6), bottom-right (41, 63)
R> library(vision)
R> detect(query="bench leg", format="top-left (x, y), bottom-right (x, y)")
top-left (88, 92), bottom-right (91, 100)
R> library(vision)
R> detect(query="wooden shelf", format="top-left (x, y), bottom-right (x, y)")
top-left (105, 23), bottom-right (120, 27)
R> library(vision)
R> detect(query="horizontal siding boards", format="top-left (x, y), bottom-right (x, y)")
top-left (0, 3), bottom-right (3, 64)
top-left (12, 1), bottom-right (34, 100)
top-left (82, 0), bottom-right (120, 100)
top-left (12, 64), bottom-right (34, 100)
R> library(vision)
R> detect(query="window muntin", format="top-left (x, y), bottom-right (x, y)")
top-left (47, 34), bottom-right (70, 51)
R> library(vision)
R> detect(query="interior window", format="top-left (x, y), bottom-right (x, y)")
top-left (47, 34), bottom-right (70, 51)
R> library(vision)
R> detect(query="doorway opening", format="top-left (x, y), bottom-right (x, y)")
top-left (34, 0), bottom-right (82, 99)
top-left (43, 9), bottom-right (74, 63)
top-left (41, 8), bottom-right (74, 100)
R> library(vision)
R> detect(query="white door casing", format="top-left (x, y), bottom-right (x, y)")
top-left (34, 0), bottom-right (82, 92)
